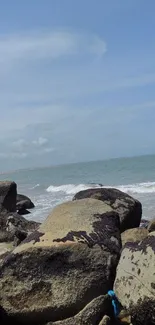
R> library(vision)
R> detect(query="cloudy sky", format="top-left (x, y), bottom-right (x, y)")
top-left (0, 0), bottom-right (155, 171)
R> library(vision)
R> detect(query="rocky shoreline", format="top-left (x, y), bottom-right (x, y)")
top-left (0, 181), bottom-right (155, 324)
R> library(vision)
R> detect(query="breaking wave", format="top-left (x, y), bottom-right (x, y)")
top-left (46, 183), bottom-right (103, 195)
top-left (46, 181), bottom-right (155, 195)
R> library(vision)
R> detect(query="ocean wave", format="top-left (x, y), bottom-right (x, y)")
top-left (46, 181), bottom-right (155, 195)
top-left (46, 183), bottom-right (102, 195)
top-left (117, 182), bottom-right (155, 194)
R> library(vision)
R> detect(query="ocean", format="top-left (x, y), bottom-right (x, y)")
top-left (1, 154), bottom-right (155, 223)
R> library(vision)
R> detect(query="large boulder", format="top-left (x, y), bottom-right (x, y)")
top-left (114, 232), bottom-right (155, 324)
top-left (16, 194), bottom-right (35, 214)
top-left (121, 227), bottom-right (148, 247)
top-left (0, 198), bottom-right (121, 325)
top-left (0, 181), bottom-right (17, 213)
top-left (73, 188), bottom-right (142, 232)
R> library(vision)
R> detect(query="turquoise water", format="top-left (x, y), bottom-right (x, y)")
top-left (1, 154), bottom-right (155, 222)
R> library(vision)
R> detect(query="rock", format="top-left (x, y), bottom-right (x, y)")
top-left (46, 295), bottom-right (113, 325)
top-left (0, 199), bottom-right (121, 324)
top-left (16, 194), bottom-right (35, 211)
top-left (99, 315), bottom-right (111, 325)
top-left (0, 242), bottom-right (14, 262)
top-left (73, 188), bottom-right (142, 233)
top-left (0, 181), bottom-right (17, 213)
top-left (121, 228), bottom-right (148, 247)
top-left (6, 216), bottom-right (28, 246)
top-left (147, 218), bottom-right (155, 233)
top-left (114, 232), bottom-right (155, 324)
top-left (0, 230), bottom-right (13, 243)
top-left (0, 211), bottom-right (40, 232)
top-left (140, 219), bottom-right (149, 228)
top-left (0, 212), bottom-right (40, 245)
top-left (117, 310), bottom-right (132, 324)
top-left (17, 208), bottom-right (31, 215)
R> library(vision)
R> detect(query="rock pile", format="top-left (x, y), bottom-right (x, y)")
top-left (0, 181), bottom-right (154, 324)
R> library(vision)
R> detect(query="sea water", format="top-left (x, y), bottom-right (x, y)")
top-left (1, 154), bottom-right (155, 223)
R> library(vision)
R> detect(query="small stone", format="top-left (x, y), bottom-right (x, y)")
top-left (99, 315), bottom-right (110, 325)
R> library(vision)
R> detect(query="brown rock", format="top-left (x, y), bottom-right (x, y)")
top-left (147, 218), bottom-right (155, 233)
top-left (99, 315), bottom-right (111, 325)
top-left (73, 188), bottom-right (142, 232)
top-left (0, 199), bottom-right (121, 324)
top-left (114, 231), bottom-right (155, 324)
top-left (0, 242), bottom-right (14, 263)
top-left (121, 228), bottom-right (148, 247)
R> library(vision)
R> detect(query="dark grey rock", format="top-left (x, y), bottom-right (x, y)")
top-left (0, 181), bottom-right (17, 213)
top-left (16, 194), bottom-right (35, 211)
top-left (0, 212), bottom-right (40, 244)
top-left (46, 295), bottom-right (113, 325)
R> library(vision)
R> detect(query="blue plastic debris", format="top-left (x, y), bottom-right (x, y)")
top-left (108, 290), bottom-right (120, 317)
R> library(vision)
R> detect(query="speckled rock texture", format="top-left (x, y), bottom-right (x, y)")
top-left (121, 227), bottom-right (148, 247)
top-left (0, 242), bottom-right (14, 263)
top-left (0, 212), bottom-right (40, 244)
top-left (147, 218), bottom-right (155, 233)
top-left (45, 295), bottom-right (113, 325)
top-left (114, 231), bottom-right (155, 324)
top-left (73, 188), bottom-right (142, 232)
top-left (0, 199), bottom-right (121, 325)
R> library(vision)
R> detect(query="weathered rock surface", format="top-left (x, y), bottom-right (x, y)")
top-left (16, 194), bottom-right (35, 214)
top-left (114, 232), bottom-right (155, 324)
top-left (0, 230), bottom-right (13, 243)
top-left (98, 315), bottom-right (111, 325)
top-left (0, 198), bottom-right (121, 325)
top-left (0, 181), bottom-right (17, 213)
top-left (0, 212), bottom-right (40, 244)
top-left (0, 242), bottom-right (14, 262)
top-left (46, 295), bottom-right (113, 325)
top-left (73, 188), bottom-right (142, 232)
top-left (121, 227), bottom-right (148, 247)
top-left (147, 218), bottom-right (155, 233)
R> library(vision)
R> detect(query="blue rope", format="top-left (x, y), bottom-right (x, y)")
top-left (108, 290), bottom-right (120, 317)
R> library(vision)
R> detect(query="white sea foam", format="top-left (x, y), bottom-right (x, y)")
top-left (117, 182), bottom-right (155, 194)
top-left (46, 181), bottom-right (155, 195)
top-left (46, 183), bottom-right (101, 195)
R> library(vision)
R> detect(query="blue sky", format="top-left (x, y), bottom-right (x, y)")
top-left (0, 0), bottom-right (155, 171)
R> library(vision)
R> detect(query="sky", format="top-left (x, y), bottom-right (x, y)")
top-left (0, 0), bottom-right (155, 171)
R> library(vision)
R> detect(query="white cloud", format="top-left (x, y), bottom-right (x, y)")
top-left (0, 29), bottom-right (107, 66)
top-left (43, 147), bottom-right (55, 153)
top-left (0, 27), bottom-right (155, 170)
top-left (0, 152), bottom-right (28, 159)
top-left (32, 137), bottom-right (48, 146)
top-left (12, 139), bottom-right (27, 150)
